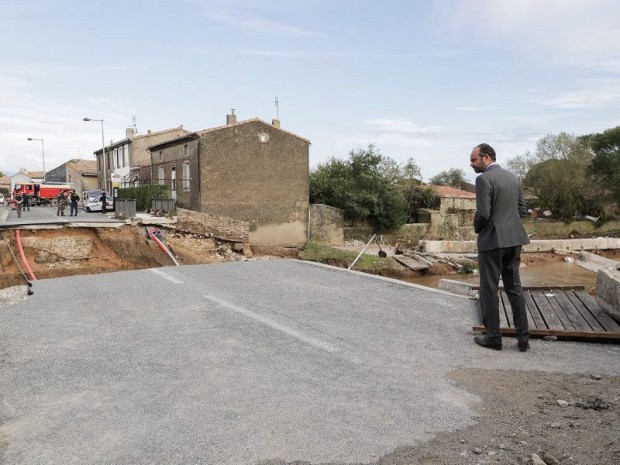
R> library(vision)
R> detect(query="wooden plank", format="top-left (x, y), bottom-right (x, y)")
top-left (531, 291), bottom-right (565, 330)
top-left (523, 291), bottom-right (547, 329)
top-left (574, 290), bottom-right (620, 332)
top-left (393, 255), bottom-right (429, 271)
top-left (565, 291), bottom-right (605, 331)
top-left (553, 292), bottom-right (593, 332)
top-left (472, 325), bottom-right (620, 340)
top-left (499, 290), bottom-right (511, 328)
top-left (522, 285), bottom-right (585, 291)
top-left (545, 291), bottom-right (576, 331)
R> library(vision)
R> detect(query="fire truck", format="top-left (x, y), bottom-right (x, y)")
top-left (12, 182), bottom-right (72, 206)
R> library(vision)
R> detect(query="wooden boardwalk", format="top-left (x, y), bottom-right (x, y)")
top-left (474, 287), bottom-right (620, 341)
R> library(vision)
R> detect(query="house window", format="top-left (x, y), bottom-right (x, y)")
top-left (122, 146), bottom-right (127, 167)
top-left (115, 148), bottom-right (120, 168)
top-left (158, 166), bottom-right (165, 185)
top-left (159, 151), bottom-right (163, 161)
top-left (183, 162), bottom-right (190, 191)
top-left (171, 165), bottom-right (176, 191)
top-left (183, 144), bottom-right (188, 156)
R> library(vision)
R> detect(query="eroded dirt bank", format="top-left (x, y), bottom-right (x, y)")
top-left (2, 226), bottom-right (618, 291)
top-left (0, 226), bottom-right (277, 289)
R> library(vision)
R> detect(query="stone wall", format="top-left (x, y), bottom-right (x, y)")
top-left (595, 269), bottom-right (620, 322)
top-left (309, 204), bottom-right (344, 245)
top-left (198, 120), bottom-right (309, 246)
top-left (176, 207), bottom-right (249, 243)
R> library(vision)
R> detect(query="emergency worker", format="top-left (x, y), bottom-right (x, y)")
top-left (56, 191), bottom-right (68, 216)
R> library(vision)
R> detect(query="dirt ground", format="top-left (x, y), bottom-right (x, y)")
top-left (262, 369), bottom-right (620, 465)
top-left (0, 226), bottom-right (284, 289)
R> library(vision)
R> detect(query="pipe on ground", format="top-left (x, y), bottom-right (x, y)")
top-left (15, 230), bottom-right (37, 281)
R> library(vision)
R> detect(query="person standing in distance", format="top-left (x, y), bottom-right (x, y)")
top-left (470, 143), bottom-right (530, 352)
top-left (99, 191), bottom-right (107, 214)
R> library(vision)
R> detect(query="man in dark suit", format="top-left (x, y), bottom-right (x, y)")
top-left (470, 143), bottom-right (530, 351)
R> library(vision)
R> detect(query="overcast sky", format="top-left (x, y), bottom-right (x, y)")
top-left (2, 0), bottom-right (619, 181)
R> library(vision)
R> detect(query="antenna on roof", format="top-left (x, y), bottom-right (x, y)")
top-left (275, 96), bottom-right (279, 120)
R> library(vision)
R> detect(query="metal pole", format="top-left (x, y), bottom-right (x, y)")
top-left (348, 234), bottom-right (376, 270)
top-left (40, 139), bottom-right (46, 182)
top-left (100, 120), bottom-right (107, 192)
top-left (84, 118), bottom-right (107, 191)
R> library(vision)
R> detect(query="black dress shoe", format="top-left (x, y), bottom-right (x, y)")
top-left (474, 335), bottom-right (502, 350)
top-left (518, 341), bottom-right (530, 352)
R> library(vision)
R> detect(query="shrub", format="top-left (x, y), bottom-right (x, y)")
top-left (117, 185), bottom-right (170, 211)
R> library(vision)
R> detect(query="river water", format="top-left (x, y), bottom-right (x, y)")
top-left (410, 260), bottom-right (598, 289)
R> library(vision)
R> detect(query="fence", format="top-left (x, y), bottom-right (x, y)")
top-left (152, 198), bottom-right (176, 215)
top-left (114, 198), bottom-right (137, 219)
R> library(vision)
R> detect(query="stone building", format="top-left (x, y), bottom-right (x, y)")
top-left (93, 126), bottom-right (190, 192)
top-left (45, 159), bottom-right (98, 200)
top-left (145, 112), bottom-right (310, 246)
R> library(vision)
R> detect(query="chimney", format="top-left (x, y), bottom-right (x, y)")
top-left (126, 127), bottom-right (135, 138)
top-left (272, 119), bottom-right (281, 129)
top-left (147, 129), bottom-right (151, 134)
top-left (226, 109), bottom-right (237, 125)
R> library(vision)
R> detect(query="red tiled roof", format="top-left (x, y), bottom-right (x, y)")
top-left (432, 185), bottom-right (477, 199)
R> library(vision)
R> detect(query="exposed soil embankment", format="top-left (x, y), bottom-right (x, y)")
top-left (0, 226), bottom-right (265, 289)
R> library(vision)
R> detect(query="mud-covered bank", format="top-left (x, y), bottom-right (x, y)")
top-left (0, 226), bottom-right (259, 289)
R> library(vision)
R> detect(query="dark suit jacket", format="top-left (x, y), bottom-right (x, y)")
top-left (474, 164), bottom-right (529, 251)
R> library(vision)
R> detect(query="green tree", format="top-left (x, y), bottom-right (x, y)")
top-left (429, 168), bottom-right (466, 188)
top-left (522, 133), bottom-right (600, 220)
top-left (396, 157), bottom-right (424, 222)
top-left (582, 126), bottom-right (620, 210)
top-left (310, 145), bottom-right (407, 232)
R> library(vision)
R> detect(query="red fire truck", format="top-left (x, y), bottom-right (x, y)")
top-left (13, 182), bottom-right (72, 206)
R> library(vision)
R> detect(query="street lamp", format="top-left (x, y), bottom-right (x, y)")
top-left (27, 137), bottom-right (45, 182)
top-left (83, 117), bottom-right (107, 191)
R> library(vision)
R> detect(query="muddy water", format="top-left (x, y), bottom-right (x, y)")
top-left (411, 261), bottom-right (598, 289)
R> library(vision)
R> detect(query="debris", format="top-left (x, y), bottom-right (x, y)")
top-left (556, 400), bottom-right (569, 407)
top-left (543, 335), bottom-right (558, 341)
top-left (590, 374), bottom-right (602, 380)
top-left (575, 398), bottom-right (610, 411)
top-left (531, 452), bottom-right (547, 465)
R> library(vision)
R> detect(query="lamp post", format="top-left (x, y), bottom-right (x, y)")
top-left (83, 117), bottom-right (107, 191)
top-left (27, 137), bottom-right (45, 182)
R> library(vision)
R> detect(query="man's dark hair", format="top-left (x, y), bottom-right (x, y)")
top-left (476, 143), bottom-right (496, 161)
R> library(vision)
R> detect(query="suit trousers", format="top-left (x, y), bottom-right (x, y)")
top-left (478, 245), bottom-right (529, 343)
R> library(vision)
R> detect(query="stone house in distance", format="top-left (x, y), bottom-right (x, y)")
top-left (413, 185), bottom-right (477, 240)
top-left (144, 112), bottom-right (310, 247)
top-left (45, 159), bottom-right (98, 200)
top-left (94, 126), bottom-right (190, 192)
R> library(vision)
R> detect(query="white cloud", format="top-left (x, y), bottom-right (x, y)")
top-left (456, 106), bottom-right (484, 112)
top-left (365, 119), bottom-right (443, 135)
top-left (536, 81), bottom-right (620, 109)
top-left (207, 13), bottom-right (326, 38)
top-left (436, 0), bottom-right (620, 71)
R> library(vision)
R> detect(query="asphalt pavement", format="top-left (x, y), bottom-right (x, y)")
top-left (0, 204), bottom-right (122, 227)
top-left (0, 260), bottom-right (618, 464)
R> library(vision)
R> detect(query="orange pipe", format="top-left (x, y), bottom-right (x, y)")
top-left (15, 230), bottom-right (37, 281)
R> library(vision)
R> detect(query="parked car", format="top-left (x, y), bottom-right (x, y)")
top-left (0, 193), bottom-right (4, 205)
top-left (84, 194), bottom-right (114, 212)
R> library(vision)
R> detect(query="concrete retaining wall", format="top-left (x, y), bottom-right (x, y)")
top-left (421, 237), bottom-right (620, 254)
top-left (596, 270), bottom-right (620, 322)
